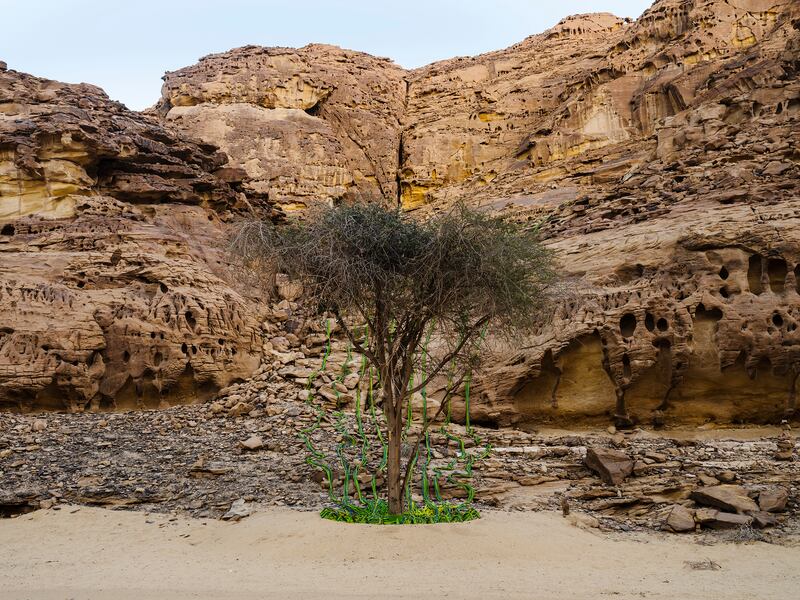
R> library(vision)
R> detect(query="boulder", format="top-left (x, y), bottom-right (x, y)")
top-left (584, 447), bottom-right (634, 486)
top-left (758, 487), bottom-right (789, 513)
top-left (665, 504), bottom-right (695, 533)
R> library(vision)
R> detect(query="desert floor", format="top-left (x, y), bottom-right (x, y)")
top-left (1, 505), bottom-right (798, 600)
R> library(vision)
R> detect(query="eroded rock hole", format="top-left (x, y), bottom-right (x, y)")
top-left (696, 303), bottom-right (723, 321)
top-left (304, 102), bottom-right (322, 117)
top-left (656, 318), bottom-right (668, 332)
top-left (645, 313), bottom-right (655, 332)
top-left (181, 343), bottom-right (188, 354)
top-left (620, 313), bottom-right (637, 338)
top-left (654, 338), bottom-right (672, 350)
top-left (748, 254), bottom-right (763, 294)
top-left (0, 224), bottom-right (15, 236)
top-left (719, 266), bottom-right (729, 280)
top-left (719, 286), bottom-right (729, 298)
top-left (772, 313), bottom-right (784, 327)
top-left (153, 351), bottom-right (163, 367)
top-left (186, 311), bottom-right (197, 330)
top-left (159, 283), bottom-right (169, 293)
top-left (122, 351), bottom-right (130, 363)
top-left (767, 258), bottom-right (787, 293)
top-left (622, 354), bottom-right (632, 380)
top-left (110, 249), bottom-right (122, 266)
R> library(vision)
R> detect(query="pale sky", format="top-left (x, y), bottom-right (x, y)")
top-left (2, 1), bottom-right (653, 110)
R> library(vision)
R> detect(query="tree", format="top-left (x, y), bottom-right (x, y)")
top-left (231, 203), bottom-right (556, 515)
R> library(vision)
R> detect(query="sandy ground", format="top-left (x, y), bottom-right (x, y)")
top-left (1, 507), bottom-right (798, 600)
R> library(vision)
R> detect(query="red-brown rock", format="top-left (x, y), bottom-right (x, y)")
top-left (584, 447), bottom-right (634, 485)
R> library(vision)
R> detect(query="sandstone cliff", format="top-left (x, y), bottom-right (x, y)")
top-left (158, 44), bottom-right (406, 210)
top-left (2, 0), bottom-right (799, 424)
top-left (158, 0), bottom-right (800, 426)
top-left (0, 66), bottom-right (266, 411)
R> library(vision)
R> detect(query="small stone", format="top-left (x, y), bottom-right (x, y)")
top-left (751, 511), bottom-right (778, 529)
top-left (566, 513), bottom-right (600, 530)
top-left (715, 470), bottom-right (737, 483)
top-left (697, 474), bottom-right (718, 486)
top-left (228, 402), bottom-right (254, 417)
top-left (32, 420), bottom-right (48, 432)
top-left (209, 402), bottom-right (224, 415)
top-left (758, 487), bottom-right (788, 513)
top-left (343, 372), bottom-right (361, 390)
top-left (222, 498), bottom-right (251, 521)
top-left (644, 452), bottom-right (667, 463)
top-left (240, 435), bottom-right (264, 451)
top-left (665, 504), bottom-right (695, 533)
top-left (762, 160), bottom-right (792, 176)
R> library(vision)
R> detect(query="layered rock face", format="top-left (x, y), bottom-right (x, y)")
top-left (2, 0), bottom-right (799, 424)
top-left (462, 0), bottom-right (800, 427)
top-left (159, 0), bottom-right (800, 426)
top-left (0, 66), bottom-right (264, 411)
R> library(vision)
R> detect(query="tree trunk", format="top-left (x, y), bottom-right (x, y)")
top-left (387, 414), bottom-right (404, 515)
top-left (384, 376), bottom-right (405, 515)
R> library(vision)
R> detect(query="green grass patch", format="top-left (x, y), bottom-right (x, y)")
top-left (320, 499), bottom-right (480, 524)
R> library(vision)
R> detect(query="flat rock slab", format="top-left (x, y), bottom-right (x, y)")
top-left (701, 511), bottom-right (754, 530)
top-left (690, 485), bottom-right (758, 514)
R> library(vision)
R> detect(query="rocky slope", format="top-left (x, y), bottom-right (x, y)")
top-left (1, 0), bottom-right (799, 425)
top-left (158, 0), bottom-right (800, 426)
top-left (0, 66), bottom-right (270, 411)
top-left (2, 402), bottom-right (798, 538)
